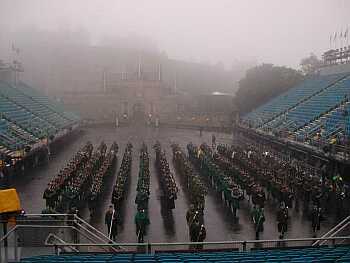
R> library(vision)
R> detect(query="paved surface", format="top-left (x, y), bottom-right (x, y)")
top-left (7, 126), bottom-right (339, 244)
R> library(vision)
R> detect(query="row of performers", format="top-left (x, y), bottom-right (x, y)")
top-left (43, 141), bottom-right (93, 210)
top-left (172, 144), bottom-right (207, 247)
top-left (43, 141), bottom-right (117, 213)
top-left (217, 143), bottom-right (345, 213)
top-left (111, 143), bottom-right (133, 210)
top-left (189, 142), bottom-right (322, 239)
top-left (107, 143), bottom-right (152, 244)
top-left (135, 143), bottom-right (151, 243)
top-left (172, 144), bottom-right (206, 221)
top-left (88, 142), bottom-right (118, 216)
top-left (135, 143), bottom-right (151, 211)
top-left (187, 143), bottom-right (244, 218)
top-left (154, 141), bottom-right (178, 210)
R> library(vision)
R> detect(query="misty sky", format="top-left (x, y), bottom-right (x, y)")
top-left (1, 0), bottom-right (350, 69)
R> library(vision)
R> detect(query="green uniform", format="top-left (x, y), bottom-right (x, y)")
top-left (251, 207), bottom-right (265, 239)
top-left (135, 211), bottom-right (150, 243)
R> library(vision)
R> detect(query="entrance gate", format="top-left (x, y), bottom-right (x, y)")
top-left (132, 102), bottom-right (145, 123)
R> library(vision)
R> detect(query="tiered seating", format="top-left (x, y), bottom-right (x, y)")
top-left (0, 94), bottom-right (53, 138)
top-left (0, 81), bottom-right (70, 130)
top-left (296, 101), bottom-right (350, 141)
top-left (19, 245), bottom-right (350, 262)
top-left (277, 76), bottom-right (350, 132)
top-left (243, 73), bottom-right (348, 128)
top-left (0, 80), bottom-right (79, 157)
top-left (16, 82), bottom-right (79, 123)
top-left (0, 118), bottom-right (38, 152)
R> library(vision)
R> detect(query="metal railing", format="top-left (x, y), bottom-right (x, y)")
top-left (0, 214), bottom-right (121, 262)
top-left (14, 213), bottom-right (116, 245)
top-left (2, 214), bottom-right (350, 262)
top-left (313, 215), bottom-right (350, 247)
top-left (1, 227), bottom-right (350, 261)
top-left (46, 236), bottom-right (350, 255)
top-left (45, 233), bottom-right (79, 253)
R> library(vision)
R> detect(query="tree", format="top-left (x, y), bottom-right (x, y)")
top-left (300, 53), bottom-right (322, 75)
top-left (234, 63), bottom-right (304, 114)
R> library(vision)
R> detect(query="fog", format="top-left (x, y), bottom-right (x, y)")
top-left (1, 0), bottom-right (349, 68)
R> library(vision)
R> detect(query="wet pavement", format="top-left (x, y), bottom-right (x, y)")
top-left (7, 126), bottom-right (339, 243)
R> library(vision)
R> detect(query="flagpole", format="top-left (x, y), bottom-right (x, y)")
top-left (345, 27), bottom-right (350, 61)
top-left (341, 30), bottom-right (343, 50)
top-left (340, 27), bottom-right (343, 62)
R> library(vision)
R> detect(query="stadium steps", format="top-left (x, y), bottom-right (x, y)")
top-left (295, 99), bottom-right (350, 141)
top-left (0, 81), bottom-right (66, 130)
top-left (17, 245), bottom-right (350, 262)
top-left (284, 76), bottom-right (350, 131)
top-left (0, 109), bottom-right (45, 139)
top-left (243, 72), bottom-right (350, 129)
top-left (0, 94), bottom-right (56, 137)
top-left (0, 80), bottom-right (80, 156)
top-left (259, 73), bottom-right (350, 130)
top-left (0, 118), bottom-right (39, 151)
top-left (16, 82), bottom-right (78, 125)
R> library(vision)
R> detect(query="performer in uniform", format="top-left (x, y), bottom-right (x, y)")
top-left (277, 202), bottom-right (288, 239)
top-left (311, 205), bottom-right (322, 237)
top-left (251, 206), bottom-right (265, 240)
top-left (134, 209), bottom-right (150, 243)
top-left (189, 219), bottom-right (206, 250)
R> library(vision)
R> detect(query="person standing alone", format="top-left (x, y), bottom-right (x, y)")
top-left (105, 205), bottom-right (118, 240)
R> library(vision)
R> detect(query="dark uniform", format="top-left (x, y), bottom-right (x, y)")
top-left (189, 220), bottom-right (206, 249)
top-left (277, 203), bottom-right (288, 239)
top-left (105, 209), bottom-right (118, 241)
top-left (135, 210), bottom-right (150, 243)
top-left (311, 205), bottom-right (322, 237)
top-left (251, 206), bottom-right (265, 240)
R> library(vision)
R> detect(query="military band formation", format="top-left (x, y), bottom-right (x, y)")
top-left (43, 141), bottom-right (117, 214)
top-left (111, 142), bottom-right (132, 211)
top-left (172, 144), bottom-right (207, 245)
top-left (41, 132), bottom-right (346, 245)
top-left (154, 141), bottom-right (178, 210)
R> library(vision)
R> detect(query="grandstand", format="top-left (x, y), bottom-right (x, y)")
top-left (0, 80), bottom-right (80, 161)
top-left (241, 69), bottom-right (350, 148)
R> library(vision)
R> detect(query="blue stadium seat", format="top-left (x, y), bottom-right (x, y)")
top-left (242, 72), bottom-right (350, 143)
top-left (19, 245), bottom-right (350, 262)
top-left (0, 80), bottom-right (79, 155)
top-left (243, 73), bottom-right (348, 128)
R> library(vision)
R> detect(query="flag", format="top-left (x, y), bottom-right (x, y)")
top-left (334, 32), bottom-right (337, 41)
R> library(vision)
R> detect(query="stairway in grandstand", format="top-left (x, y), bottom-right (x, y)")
top-left (243, 72), bottom-right (350, 140)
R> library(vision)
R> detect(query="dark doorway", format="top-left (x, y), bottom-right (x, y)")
top-left (132, 102), bottom-right (145, 122)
